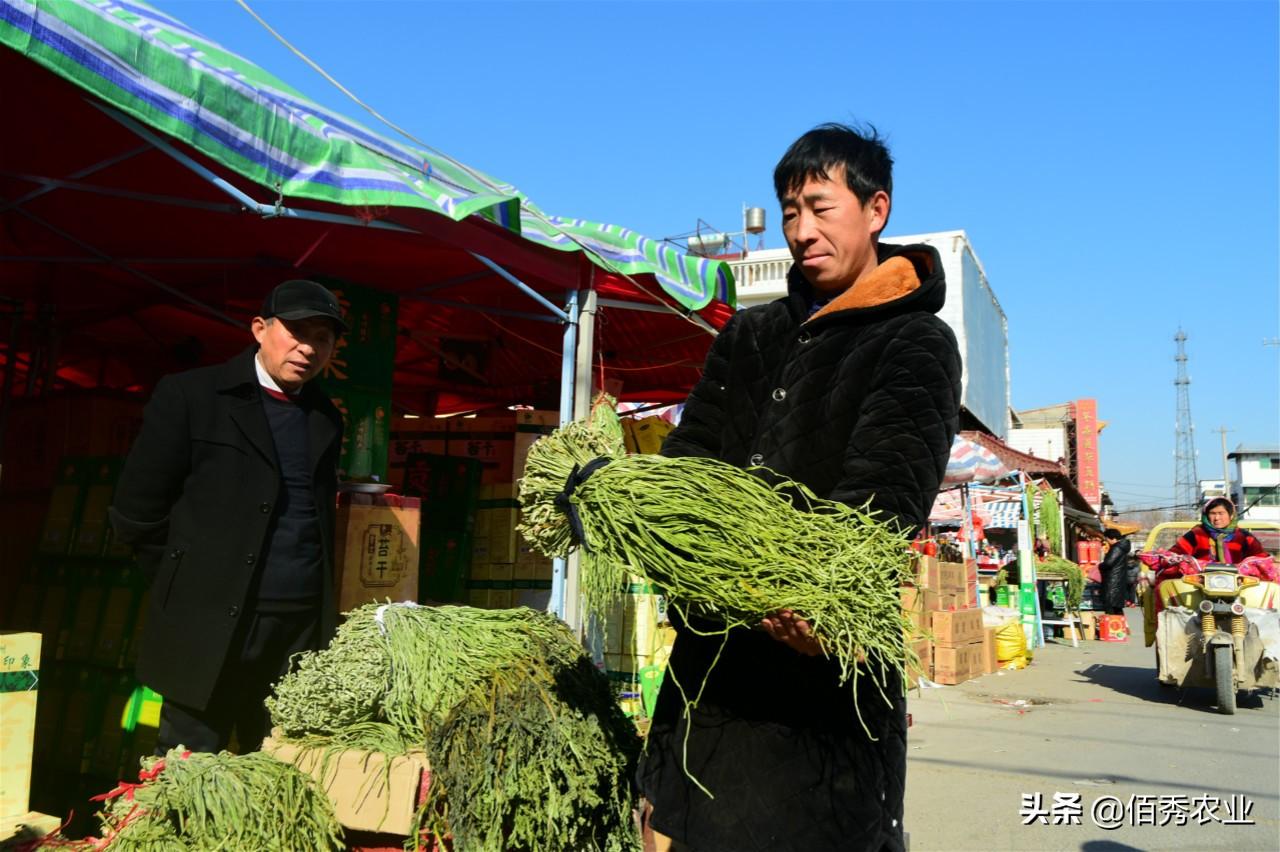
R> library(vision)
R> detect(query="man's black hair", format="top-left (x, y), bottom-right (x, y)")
top-left (773, 122), bottom-right (894, 207)
top-left (1104, 529), bottom-right (1125, 541)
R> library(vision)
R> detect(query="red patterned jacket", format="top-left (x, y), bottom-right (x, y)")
top-left (1171, 525), bottom-right (1266, 564)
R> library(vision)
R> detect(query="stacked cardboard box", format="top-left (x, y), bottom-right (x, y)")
top-left (388, 410), bottom-right (557, 488)
top-left (466, 484), bottom-right (554, 611)
top-left (930, 609), bottom-right (986, 685)
top-left (334, 493), bottom-right (423, 612)
top-left (1, 633), bottom-right (41, 821)
top-left (904, 557), bottom-right (989, 685)
top-left (263, 734), bottom-right (430, 836)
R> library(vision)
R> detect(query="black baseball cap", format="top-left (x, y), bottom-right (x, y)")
top-left (260, 279), bottom-right (349, 333)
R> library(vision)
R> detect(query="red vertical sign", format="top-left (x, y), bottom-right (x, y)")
top-left (1075, 398), bottom-right (1101, 509)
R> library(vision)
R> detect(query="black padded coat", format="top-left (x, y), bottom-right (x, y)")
top-left (638, 242), bottom-right (962, 852)
top-left (1099, 538), bottom-right (1132, 613)
top-left (108, 347), bottom-right (342, 710)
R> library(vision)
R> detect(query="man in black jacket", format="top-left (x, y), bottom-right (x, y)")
top-left (1099, 529), bottom-right (1132, 615)
top-left (110, 279), bottom-right (347, 753)
top-left (639, 124), bottom-right (962, 851)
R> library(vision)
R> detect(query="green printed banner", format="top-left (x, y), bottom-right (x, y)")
top-left (316, 280), bottom-right (398, 482)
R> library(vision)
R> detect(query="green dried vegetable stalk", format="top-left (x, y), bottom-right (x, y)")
top-left (268, 603), bottom-right (641, 851)
top-left (86, 748), bottom-right (342, 851)
top-left (421, 655), bottom-right (639, 852)
top-left (518, 409), bottom-right (920, 700)
top-left (1040, 487), bottom-right (1062, 555)
top-left (1040, 555), bottom-right (1084, 611)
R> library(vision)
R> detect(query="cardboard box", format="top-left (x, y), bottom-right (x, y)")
top-left (0, 632), bottom-right (40, 818)
top-left (263, 735), bottom-right (429, 835)
top-left (899, 587), bottom-right (928, 639)
top-left (933, 592), bottom-right (961, 612)
top-left (930, 608), bottom-right (984, 647)
top-left (0, 811), bottom-right (62, 847)
top-left (1078, 611), bottom-right (1099, 641)
top-left (906, 639), bottom-right (931, 688)
top-left (932, 641), bottom-right (984, 685)
top-left (1099, 614), bottom-right (1129, 642)
top-left (390, 410), bottom-right (556, 486)
top-left (37, 460), bottom-right (86, 557)
top-left (71, 458), bottom-right (123, 557)
top-left (915, 558), bottom-right (967, 595)
top-left (335, 494), bottom-right (422, 611)
top-left (475, 484), bottom-right (519, 565)
top-left (981, 627), bottom-right (998, 675)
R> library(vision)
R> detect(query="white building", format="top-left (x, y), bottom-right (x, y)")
top-left (728, 230), bottom-right (1011, 437)
top-left (1229, 445), bottom-right (1280, 523)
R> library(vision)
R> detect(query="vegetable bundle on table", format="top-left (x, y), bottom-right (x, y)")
top-left (517, 402), bottom-right (921, 701)
top-left (71, 749), bottom-right (343, 851)
top-left (267, 603), bottom-right (641, 852)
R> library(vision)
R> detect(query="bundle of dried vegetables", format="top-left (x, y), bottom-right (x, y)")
top-left (517, 400), bottom-right (919, 701)
top-left (77, 748), bottom-right (342, 851)
top-left (267, 603), bottom-right (641, 851)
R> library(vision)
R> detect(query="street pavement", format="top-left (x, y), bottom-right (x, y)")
top-left (903, 609), bottom-right (1280, 851)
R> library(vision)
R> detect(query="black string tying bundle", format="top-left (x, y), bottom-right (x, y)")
top-left (553, 457), bottom-right (613, 552)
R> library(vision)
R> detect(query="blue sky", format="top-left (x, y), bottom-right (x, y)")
top-left (169, 0), bottom-right (1278, 512)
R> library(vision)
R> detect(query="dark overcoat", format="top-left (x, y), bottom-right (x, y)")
top-left (109, 346), bottom-right (342, 710)
top-left (638, 243), bottom-right (962, 852)
top-left (1098, 538), bottom-right (1132, 612)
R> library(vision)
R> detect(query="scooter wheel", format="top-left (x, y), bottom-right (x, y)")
top-left (1213, 644), bottom-right (1236, 715)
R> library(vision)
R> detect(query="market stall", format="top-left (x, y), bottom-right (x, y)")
top-left (0, 0), bottom-right (733, 843)
top-left (923, 431), bottom-right (1104, 650)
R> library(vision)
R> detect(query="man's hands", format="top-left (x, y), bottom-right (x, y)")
top-left (759, 610), bottom-right (823, 656)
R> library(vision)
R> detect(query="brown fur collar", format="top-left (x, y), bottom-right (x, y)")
top-left (804, 255), bottom-right (921, 324)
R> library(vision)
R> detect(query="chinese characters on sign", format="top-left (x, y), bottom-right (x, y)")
top-left (360, 523), bottom-right (404, 586)
top-left (1073, 398), bottom-right (1101, 510)
top-left (1019, 792), bottom-right (1255, 828)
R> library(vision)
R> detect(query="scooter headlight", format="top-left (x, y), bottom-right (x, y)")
top-left (1204, 573), bottom-right (1237, 593)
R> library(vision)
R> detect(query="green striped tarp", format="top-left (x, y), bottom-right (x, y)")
top-left (0, 0), bottom-right (735, 311)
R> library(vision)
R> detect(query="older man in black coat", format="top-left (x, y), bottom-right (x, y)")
top-left (110, 280), bottom-right (346, 753)
top-left (639, 125), bottom-right (963, 852)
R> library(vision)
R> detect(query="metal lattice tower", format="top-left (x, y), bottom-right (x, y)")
top-left (1173, 329), bottom-right (1199, 513)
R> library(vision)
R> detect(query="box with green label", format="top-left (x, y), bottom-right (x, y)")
top-left (1, 632), bottom-right (41, 818)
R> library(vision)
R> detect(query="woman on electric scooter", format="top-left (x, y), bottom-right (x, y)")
top-left (1170, 497), bottom-right (1266, 564)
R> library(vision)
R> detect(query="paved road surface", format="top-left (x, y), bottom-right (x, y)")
top-left (904, 610), bottom-right (1279, 851)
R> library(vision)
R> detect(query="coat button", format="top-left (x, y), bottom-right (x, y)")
top-left (772, 387), bottom-right (787, 402)
top-left (259, 502), bottom-right (271, 514)
top-left (228, 605), bottom-right (239, 617)
top-left (749, 453), bottom-right (764, 465)
top-left (245, 553), bottom-right (256, 564)
top-left (798, 331), bottom-right (812, 344)
top-left (169, 549), bottom-right (183, 560)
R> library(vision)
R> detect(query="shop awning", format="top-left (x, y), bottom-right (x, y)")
top-left (0, 0), bottom-right (733, 314)
top-left (942, 435), bottom-right (1010, 486)
top-left (0, 0), bottom-right (739, 414)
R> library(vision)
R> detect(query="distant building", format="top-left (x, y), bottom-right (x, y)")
top-left (1009, 400), bottom-right (1104, 513)
top-left (1229, 445), bottom-right (1280, 523)
top-left (1199, 479), bottom-right (1227, 501)
top-left (727, 230), bottom-right (1011, 437)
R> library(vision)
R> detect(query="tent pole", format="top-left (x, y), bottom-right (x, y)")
top-left (0, 145), bottom-right (151, 215)
top-left (9, 207), bottom-right (243, 329)
top-left (91, 103), bottom-right (419, 235)
top-left (560, 287), bottom-right (598, 636)
top-left (469, 253), bottom-right (568, 322)
top-left (550, 291), bottom-right (579, 621)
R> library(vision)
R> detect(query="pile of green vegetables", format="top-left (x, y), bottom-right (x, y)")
top-left (267, 603), bottom-right (641, 852)
top-left (517, 399), bottom-right (920, 704)
top-left (77, 748), bottom-right (343, 850)
top-left (1039, 556), bottom-right (1085, 611)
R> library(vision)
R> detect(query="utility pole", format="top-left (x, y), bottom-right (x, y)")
top-left (1173, 329), bottom-right (1199, 516)
top-left (1214, 426), bottom-right (1234, 505)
